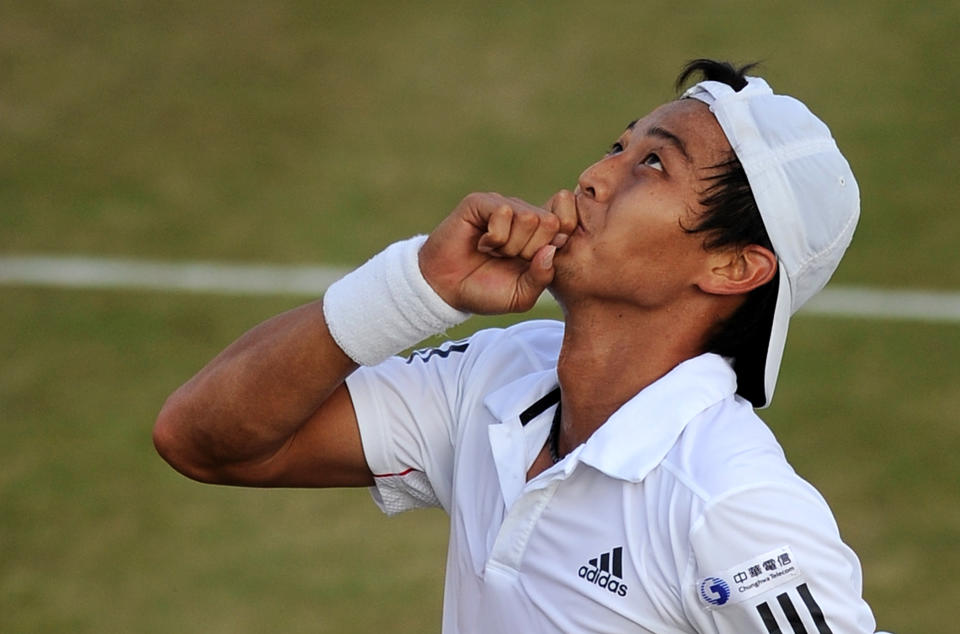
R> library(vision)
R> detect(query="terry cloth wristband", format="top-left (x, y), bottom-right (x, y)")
top-left (322, 235), bottom-right (471, 366)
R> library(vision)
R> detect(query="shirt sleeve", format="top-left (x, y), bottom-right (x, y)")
top-left (684, 482), bottom-right (879, 634)
top-left (345, 334), bottom-right (481, 516)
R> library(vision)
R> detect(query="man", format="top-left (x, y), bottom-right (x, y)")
top-left (154, 60), bottom-right (886, 632)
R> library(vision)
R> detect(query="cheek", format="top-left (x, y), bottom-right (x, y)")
top-left (606, 219), bottom-right (706, 283)
top-left (610, 211), bottom-right (690, 260)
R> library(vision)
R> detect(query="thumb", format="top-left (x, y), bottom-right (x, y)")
top-left (515, 245), bottom-right (556, 309)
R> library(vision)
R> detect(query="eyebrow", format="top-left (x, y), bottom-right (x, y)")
top-left (648, 126), bottom-right (691, 162)
top-left (624, 120), bottom-right (691, 162)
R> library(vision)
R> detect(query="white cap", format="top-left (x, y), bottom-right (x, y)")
top-left (683, 76), bottom-right (859, 407)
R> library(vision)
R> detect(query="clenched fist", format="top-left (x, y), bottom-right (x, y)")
top-left (420, 191), bottom-right (578, 315)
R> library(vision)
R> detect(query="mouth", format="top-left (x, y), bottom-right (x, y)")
top-left (573, 193), bottom-right (588, 235)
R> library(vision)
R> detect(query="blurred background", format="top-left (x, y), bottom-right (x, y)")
top-left (2, 1), bottom-right (957, 632)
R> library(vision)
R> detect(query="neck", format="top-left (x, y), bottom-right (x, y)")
top-left (553, 297), bottom-right (718, 454)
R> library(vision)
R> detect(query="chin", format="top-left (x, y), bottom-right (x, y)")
top-left (546, 263), bottom-right (577, 303)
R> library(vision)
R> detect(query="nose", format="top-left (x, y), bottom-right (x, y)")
top-left (577, 156), bottom-right (616, 202)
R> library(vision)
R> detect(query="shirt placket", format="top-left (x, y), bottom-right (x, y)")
top-left (487, 477), bottom-right (561, 573)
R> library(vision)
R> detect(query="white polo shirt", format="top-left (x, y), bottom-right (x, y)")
top-left (346, 320), bottom-right (881, 633)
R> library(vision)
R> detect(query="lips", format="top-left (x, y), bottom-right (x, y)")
top-left (573, 193), bottom-right (589, 235)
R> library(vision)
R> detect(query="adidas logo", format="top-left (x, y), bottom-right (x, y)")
top-left (578, 546), bottom-right (628, 597)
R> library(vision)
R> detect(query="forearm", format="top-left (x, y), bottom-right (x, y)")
top-left (153, 298), bottom-right (357, 481)
top-left (154, 235), bottom-right (470, 486)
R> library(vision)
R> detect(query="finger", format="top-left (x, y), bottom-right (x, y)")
top-left (501, 196), bottom-right (562, 259)
top-left (545, 189), bottom-right (578, 245)
top-left (514, 244), bottom-right (556, 311)
top-left (518, 212), bottom-right (560, 260)
top-left (476, 204), bottom-right (513, 253)
top-left (497, 209), bottom-right (542, 257)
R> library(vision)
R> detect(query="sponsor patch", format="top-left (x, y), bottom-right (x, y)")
top-left (696, 545), bottom-right (801, 610)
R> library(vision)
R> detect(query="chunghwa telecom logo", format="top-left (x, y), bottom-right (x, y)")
top-left (699, 577), bottom-right (731, 606)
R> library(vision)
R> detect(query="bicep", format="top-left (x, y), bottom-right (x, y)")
top-left (217, 383), bottom-right (374, 488)
top-left (234, 343), bottom-right (467, 492)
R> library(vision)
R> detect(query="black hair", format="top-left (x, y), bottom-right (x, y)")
top-left (674, 58), bottom-right (757, 93)
top-left (675, 58), bottom-right (779, 407)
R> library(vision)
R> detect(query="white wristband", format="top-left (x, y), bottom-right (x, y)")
top-left (322, 235), bottom-right (471, 366)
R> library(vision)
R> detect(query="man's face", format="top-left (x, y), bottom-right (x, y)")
top-left (551, 98), bottom-right (733, 310)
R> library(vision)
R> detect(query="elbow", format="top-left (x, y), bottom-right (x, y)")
top-left (152, 393), bottom-right (219, 484)
top-left (151, 404), bottom-right (186, 473)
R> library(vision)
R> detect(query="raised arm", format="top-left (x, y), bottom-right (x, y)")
top-left (152, 191), bottom-right (576, 488)
top-left (152, 300), bottom-right (370, 487)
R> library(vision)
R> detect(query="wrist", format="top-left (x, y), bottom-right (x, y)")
top-left (322, 235), bottom-right (471, 366)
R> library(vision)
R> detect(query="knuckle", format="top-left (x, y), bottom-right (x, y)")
top-left (542, 213), bottom-right (561, 231)
top-left (515, 212), bottom-right (539, 229)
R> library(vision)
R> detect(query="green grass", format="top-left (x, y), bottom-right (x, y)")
top-left (768, 319), bottom-right (960, 634)
top-left (2, 1), bottom-right (958, 631)
top-left (0, 287), bottom-right (452, 633)
top-left (3, 288), bottom-right (957, 632)
top-left (2, 0), bottom-right (958, 285)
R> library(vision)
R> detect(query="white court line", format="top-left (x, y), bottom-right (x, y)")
top-left (0, 255), bottom-right (351, 297)
top-left (2, 255), bottom-right (959, 323)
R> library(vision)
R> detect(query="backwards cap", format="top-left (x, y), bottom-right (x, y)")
top-left (683, 76), bottom-right (859, 407)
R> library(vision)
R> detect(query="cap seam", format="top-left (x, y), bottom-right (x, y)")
top-left (790, 206), bottom-right (859, 280)
top-left (736, 138), bottom-right (839, 178)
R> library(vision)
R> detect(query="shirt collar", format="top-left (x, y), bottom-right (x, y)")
top-left (483, 367), bottom-right (559, 426)
top-left (576, 353), bottom-right (736, 482)
top-left (483, 368), bottom-right (560, 508)
top-left (484, 353), bottom-right (736, 487)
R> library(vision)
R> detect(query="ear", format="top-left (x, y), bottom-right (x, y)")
top-left (697, 244), bottom-right (777, 296)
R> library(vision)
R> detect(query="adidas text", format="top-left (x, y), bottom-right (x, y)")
top-left (578, 565), bottom-right (628, 596)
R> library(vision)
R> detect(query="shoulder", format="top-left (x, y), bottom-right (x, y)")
top-left (659, 398), bottom-right (856, 587)
top-left (349, 319), bottom-right (563, 400)
top-left (663, 395), bottom-right (801, 503)
top-left (645, 394), bottom-right (834, 559)
top-left (445, 318), bottom-right (564, 375)
top-left (655, 396), bottom-right (845, 556)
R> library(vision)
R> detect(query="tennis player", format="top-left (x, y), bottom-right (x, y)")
top-left (154, 59), bottom-right (890, 633)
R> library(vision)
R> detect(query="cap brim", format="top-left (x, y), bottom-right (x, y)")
top-left (757, 263), bottom-right (793, 408)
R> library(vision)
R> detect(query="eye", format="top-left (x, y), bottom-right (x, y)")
top-left (606, 141), bottom-right (624, 156)
top-left (642, 153), bottom-right (663, 171)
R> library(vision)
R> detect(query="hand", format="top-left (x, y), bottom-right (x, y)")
top-left (420, 191), bottom-right (577, 315)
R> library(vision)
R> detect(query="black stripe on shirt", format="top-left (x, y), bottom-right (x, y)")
top-left (757, 602), bottom-right (783, 634)
top-left (777, 592), bottom-right (808, 634)
top-left (797, 583), bottom-right (833, 634)
top-left (405, 341), bottom-right (469, 364)
top-left (518, 386), bottom-right (561, 426)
